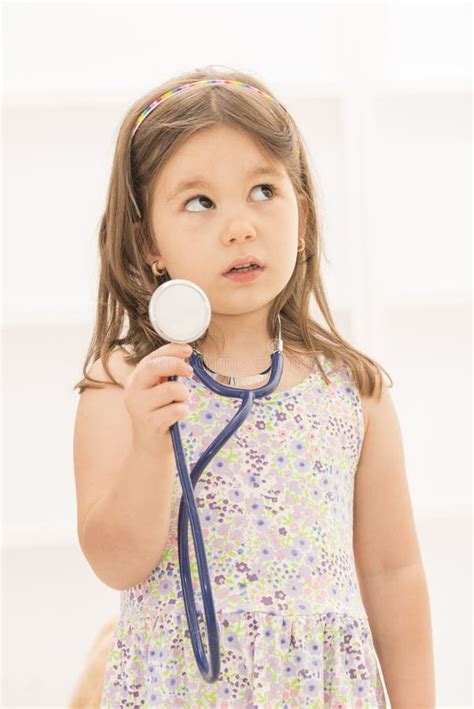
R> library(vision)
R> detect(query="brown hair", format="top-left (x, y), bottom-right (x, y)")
top-left (73, 65), bottom-right (392, 398)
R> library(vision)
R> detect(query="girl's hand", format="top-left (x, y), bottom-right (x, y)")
top-left (123, 342), bottom-right (193, 456)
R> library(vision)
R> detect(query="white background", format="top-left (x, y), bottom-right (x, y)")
top-left (2, 1), bottom-right (472, 706)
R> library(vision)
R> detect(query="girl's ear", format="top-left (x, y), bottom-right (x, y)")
top-left (144, 253), bottom-right (156, 267)
top-left (298, 194), bottom-right (309, 240)
top-left (134, 222), bottom-right (166, 275)
top-left (143, 243), bottom-right (161, 267)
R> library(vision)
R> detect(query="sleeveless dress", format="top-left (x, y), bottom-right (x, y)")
top-left (100, 354), bottom-right (387, 708)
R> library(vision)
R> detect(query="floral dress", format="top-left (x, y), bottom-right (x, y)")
top-left (100, 354), bottom-right (387, 708)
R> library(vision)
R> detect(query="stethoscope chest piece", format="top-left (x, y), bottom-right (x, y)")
top-left (148, 278), bottom-right (211, 344)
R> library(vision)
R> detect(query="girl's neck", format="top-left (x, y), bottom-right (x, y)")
top-left (197, 341), bottom-right (275, 379)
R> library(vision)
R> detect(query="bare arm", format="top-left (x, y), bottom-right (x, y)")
top-left (358, 563), bottom-right (435, 708)
top-left (80, 442), bottom-right (177, 590)
top-left (74, 345), bottom-right (192, 590)
top-left (354, 381), bottom-right (436, 707)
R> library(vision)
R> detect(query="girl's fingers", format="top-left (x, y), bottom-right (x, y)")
top-left (133, 343), bottom-right (193, 390)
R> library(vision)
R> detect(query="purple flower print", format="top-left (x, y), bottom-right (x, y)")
top-left (261, 596), bottom-right (273, 606)
top-left (263, 626), bottom-right (274, 640)
top-left (246, 472), bottom-right (260, 487)
top-left (236, 561), bottom-right (249, 573)
top-left (292, 440), bottom-right (304, 454)
top-left (257, 546), bottom-right (274, 563)
top-left (156, 646), bottom-right (170, 662)
top-left (165, 676), bottom-right (179, 690)
top-left (247, 497), bottom-right (262, 513)
top-left (201, 507), bottom-right (219, 527)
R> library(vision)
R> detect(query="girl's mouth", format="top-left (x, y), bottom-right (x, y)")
top-left (223, 265), bottom-right (265, 282)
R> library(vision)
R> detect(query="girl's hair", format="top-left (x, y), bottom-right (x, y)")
top-left (73, 65), bottom-right (392, 398)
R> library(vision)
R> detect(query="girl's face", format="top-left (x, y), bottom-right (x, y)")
top-left (147, 123), bottom-right (306, 318)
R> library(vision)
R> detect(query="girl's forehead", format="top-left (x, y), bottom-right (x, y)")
top-left (168, 124), bottom-right (279, 167)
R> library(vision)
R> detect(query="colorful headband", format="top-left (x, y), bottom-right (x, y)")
top-left (126, 78), bottom-right (296, 222)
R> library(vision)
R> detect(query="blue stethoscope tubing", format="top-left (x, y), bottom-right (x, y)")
top-left (168, 346), bottom-right (284, 683)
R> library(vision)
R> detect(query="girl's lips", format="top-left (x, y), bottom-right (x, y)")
top-left (223, 266), bottom-right (265, 282)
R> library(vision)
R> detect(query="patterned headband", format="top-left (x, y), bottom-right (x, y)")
top-left (126, 78), bottom-right (296, 222)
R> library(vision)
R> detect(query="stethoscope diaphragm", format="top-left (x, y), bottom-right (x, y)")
top-left (148, 279), bottom-right (211, 344)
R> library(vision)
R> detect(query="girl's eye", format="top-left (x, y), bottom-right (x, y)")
top-left (182, 184), bottom-right (276, 212)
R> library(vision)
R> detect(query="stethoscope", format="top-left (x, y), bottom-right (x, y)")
top-left (148, 278), bottom-right (284, 684)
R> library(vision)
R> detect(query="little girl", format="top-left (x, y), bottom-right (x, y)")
top-left (73, 67), bottom-right (435, 707)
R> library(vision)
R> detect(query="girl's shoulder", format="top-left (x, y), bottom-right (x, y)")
top-left (315, 352), bottom-right (370, 432)
top-left (88, 346), bottom-right (136, 388)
